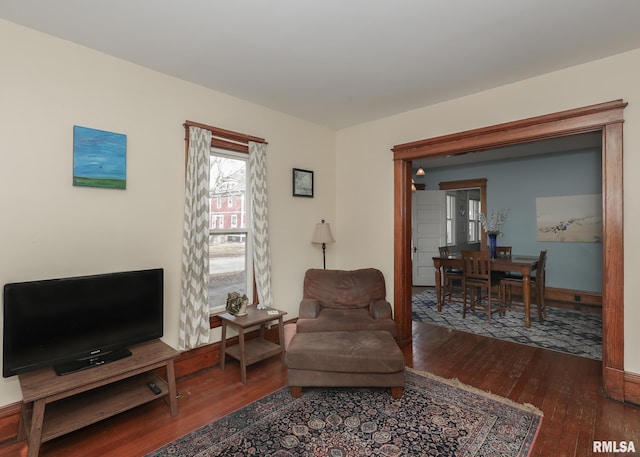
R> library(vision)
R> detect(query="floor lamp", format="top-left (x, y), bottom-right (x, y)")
top-left (311, 219), bottom-right (335, 269)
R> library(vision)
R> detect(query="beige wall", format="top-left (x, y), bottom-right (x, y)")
top-left (0, 20), bottom-right (335, 405)
top-left (335, 47), bottom-right (640, 374)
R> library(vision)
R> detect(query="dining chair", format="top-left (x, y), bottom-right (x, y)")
top-left (461, 250), bottom-right (504, 322)
top-left (501, 249), bottom-right (547, 322)
top-left (496, 246), bottom-right (512, 257)
top-left (438, 246), bottom-right (463, 307)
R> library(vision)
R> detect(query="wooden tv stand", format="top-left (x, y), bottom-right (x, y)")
top-left (17, 339), bottom-right (179, 457)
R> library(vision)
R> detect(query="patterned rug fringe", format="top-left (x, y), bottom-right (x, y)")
top-left (406, 367), bottom-right (544, 417)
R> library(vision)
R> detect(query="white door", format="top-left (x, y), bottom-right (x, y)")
top-left (412, 190), bottom-right (447, 286)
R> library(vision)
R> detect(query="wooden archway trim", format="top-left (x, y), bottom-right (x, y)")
top-left (392, 100), bottom-right (625, 159)
top-left (393, 99), bottom-right (627, 401)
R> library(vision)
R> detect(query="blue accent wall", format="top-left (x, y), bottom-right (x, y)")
top-left (420, 148), bottom-right (602, 292)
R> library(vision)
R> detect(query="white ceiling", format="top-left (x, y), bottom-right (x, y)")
top-left (2, 1), bottom-right (640, 130)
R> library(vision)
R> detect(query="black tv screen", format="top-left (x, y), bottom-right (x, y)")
top-left (3, 268), bottom-right (163, 377)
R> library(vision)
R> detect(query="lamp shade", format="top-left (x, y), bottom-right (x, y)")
top-left (312, 220), bottom-right (335, 244)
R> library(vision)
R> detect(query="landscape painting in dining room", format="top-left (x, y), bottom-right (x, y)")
top-left (536, 194), bottom-right (602, 242)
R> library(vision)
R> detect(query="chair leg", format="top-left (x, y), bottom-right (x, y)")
top-left (504, 284), bottom-right (510, 315)
top-left (470, 287), bottom-right (478, 311)
top-left (442, 280), bottom-right (447, 306)
top-left (501, 283), bottom-right (513, 314)
top-left (442, 277), bottom-right (460, 307)
top-left (487, 288), bottom-right (492, 323)
top-left (501, 283), bottom-right (509, 315)
top-left (462, 282), bottom-right (467, 318)
top-left (444, 279), bottom-right (449, 306)
top-left (442, 277), bottom-right (452, 308)
top-left (536, 283), bottom-right (546, 322)
top-left (391, 386), bottom-right (403, 399)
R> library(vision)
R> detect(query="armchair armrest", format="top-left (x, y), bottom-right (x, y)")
top-left (369, 299), bottom-right (393, 319)
top-left (299, 299), bottom-right (321, 319)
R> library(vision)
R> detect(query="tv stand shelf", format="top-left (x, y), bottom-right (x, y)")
top-left (17, 339), bottom-right (179, 457)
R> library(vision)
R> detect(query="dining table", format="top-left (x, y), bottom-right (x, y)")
top-left (432, 253), bottom-right (540, 328)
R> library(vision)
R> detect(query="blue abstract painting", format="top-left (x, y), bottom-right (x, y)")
top-left (73, 125), bottom-right (127, 189)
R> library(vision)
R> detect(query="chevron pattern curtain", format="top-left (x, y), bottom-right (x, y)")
top-left (179, 126), bottom-right (212, 350)
top-left (249, 141), bottom-right (272, 309)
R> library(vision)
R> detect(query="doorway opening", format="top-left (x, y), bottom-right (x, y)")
top-left (411, 179), bottom-right (485, 287)
top-left (393, 100), bottom-right (626, 402)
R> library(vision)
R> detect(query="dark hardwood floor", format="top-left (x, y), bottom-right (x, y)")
top-left (2, 321), bottom-right (639, 457)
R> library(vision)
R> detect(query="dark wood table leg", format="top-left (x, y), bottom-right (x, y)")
top-left (17, 403), bottom-right (27, 441)
top-left (26, 399), bottom-right (45, 457)
top-left (278, 316), bottom-right (285, 362)
top-left (220, 321), bottom-right (227, 371)
top-left (166, 360), bottom-right (178, 417)
top-left (238, 327), bottom-right (246, 384)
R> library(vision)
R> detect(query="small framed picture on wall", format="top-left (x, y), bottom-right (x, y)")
top-left (292, 168), bottom-right (314, 197)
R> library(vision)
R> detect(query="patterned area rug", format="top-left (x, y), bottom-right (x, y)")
top-left (413, 289), bottom-right (602, 360)
top-left (147, 369), bottom-right (542, 457)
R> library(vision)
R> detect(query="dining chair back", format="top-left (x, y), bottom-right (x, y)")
top-left (437, 246), bottom-right (463, 308)
top-left (461, 250), bottom-right (503, 322)
top-left (501, 249), bottom-right (547, 322)
top-left (496, 246), bottom-right (512, 257)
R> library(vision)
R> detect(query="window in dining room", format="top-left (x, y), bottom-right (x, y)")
top-left (468, 198), bottom-right (481, 242)
top-left (446, 194), bottom-right (456, 245)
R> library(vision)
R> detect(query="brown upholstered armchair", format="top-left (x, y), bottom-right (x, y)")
top-left (295, 268), bottom-right (397, 337)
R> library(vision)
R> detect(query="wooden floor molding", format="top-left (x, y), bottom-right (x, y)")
top-left (0, 403), bottom-right (20, 447)
top-left (507, 285), bottom-right (602, 313)
top-left (625, 372), bottom-right (640, 405)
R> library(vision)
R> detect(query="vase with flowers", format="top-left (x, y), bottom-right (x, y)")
top-left (479, 209), bottom-right (509, 259)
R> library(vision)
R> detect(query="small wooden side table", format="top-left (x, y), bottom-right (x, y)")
top-left (219, 304), bottom-right (287, 384)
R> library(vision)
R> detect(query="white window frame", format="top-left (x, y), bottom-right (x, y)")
top-left (209, 148), bottom-right (253, 314)
top-left (211, 214), bottom-right (223, 229)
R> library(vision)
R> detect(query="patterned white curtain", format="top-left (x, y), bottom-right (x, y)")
top-left (179, 126), bottom-right (212, 350)
top-left (249, 141), bottom-right (273, 309)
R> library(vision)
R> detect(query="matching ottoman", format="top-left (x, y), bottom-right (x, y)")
top-left (285, 330), bottom-right (405, 398)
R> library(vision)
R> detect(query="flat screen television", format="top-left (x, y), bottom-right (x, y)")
top-left (3, 268), bottom-right (163, 377)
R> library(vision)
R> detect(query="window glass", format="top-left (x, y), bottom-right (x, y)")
top-left (208, 151), bottom-right (252, 313)
top-left (468, 199), bottom-right (481, 242)
top-left (446, 194), bottom-right (455, 245)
